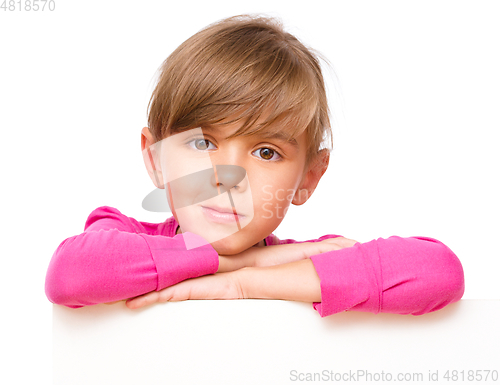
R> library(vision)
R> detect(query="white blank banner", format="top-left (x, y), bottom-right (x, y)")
top-left (54, 300), bottom-right (499, 384)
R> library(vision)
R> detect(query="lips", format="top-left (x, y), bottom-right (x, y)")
top-left (201, 204), bottom-right (245, 217)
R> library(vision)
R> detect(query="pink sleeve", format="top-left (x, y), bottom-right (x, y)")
top-left (309, 236), bottom-right (465, 317)
top-left (45, 206), bottom-right (219, 308)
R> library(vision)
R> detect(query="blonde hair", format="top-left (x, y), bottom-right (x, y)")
top-left (147, 14), bottom-right (333, 168)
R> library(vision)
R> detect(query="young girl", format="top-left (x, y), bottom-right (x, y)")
top-left (45, 14), bottom-right (464, 317)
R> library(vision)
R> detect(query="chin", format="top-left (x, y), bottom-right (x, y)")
top-left (209, 235), bottom-right (248, 256)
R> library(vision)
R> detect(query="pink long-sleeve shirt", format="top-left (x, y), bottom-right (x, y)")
top-left (45, 206), bottom-right (465, 317)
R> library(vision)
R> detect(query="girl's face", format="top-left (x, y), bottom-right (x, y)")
top-left (142, 119), bottom-right (325, 256)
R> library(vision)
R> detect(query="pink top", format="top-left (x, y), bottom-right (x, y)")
top-left (45, 206), bottom-right (465, 317)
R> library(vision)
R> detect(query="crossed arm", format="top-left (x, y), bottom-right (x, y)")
top-left (126, 238), bottom-right (355, 309)
top-left (46, 207), bottom-right (465, 315)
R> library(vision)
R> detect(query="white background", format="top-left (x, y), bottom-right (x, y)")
top-left (1, 1), bottom-right (499, 383)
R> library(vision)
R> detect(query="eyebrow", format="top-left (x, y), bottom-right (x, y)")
top-left (202, 125), bottom-right (299, 149)
top-left (259, 132), bottom-right (299, 149)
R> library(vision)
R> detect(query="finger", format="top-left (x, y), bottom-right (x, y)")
top-left (126, 291), bottom-right (160, 309)
top-left (320, 237), bottom-right (358, 250)
top-left (336, 238), bottom-right (357, 248)
top-left (343, 238), bottom-right (359, 247)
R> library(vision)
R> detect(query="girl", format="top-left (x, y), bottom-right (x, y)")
top-left (45, 14), bottom-right (464, 317)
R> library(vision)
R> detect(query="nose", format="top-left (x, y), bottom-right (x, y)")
top-left (211, 165), bottom-right (246, 193)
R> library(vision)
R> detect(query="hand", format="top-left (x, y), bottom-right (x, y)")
top-left (233, 236), bottom-right (358, 269)
top-left (316, 236), bottom-right (358, 251)
top-left (126, 271), bottom-right (244, 309)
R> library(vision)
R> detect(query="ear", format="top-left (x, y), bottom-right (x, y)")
top-left (141, 126), bottom-right (165, 189)
top-left (292, 149), bottom-right (330, 206)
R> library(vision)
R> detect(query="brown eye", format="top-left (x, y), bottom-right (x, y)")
top-left (259, 148), bottom-right (274, 160)
top-left (252, 147), bottom-right (282, 161)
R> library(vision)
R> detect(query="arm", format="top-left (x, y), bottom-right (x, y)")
top-left (309, 236), bottom-right (464, 316)
top-left (243, 236), bottom-right (465, 316)
top-left (125, 237), bottom-right (357, 309)
top-left (45, 206), bottom-right (219, 308)
top-left (238, 259), bottom-right (321, 303)
top-left (125, 259), bottom-right (321, 309)
top-left (127, 236), bottom-right (465, 317)
top-left (46, 206), bottom-right (354, 308)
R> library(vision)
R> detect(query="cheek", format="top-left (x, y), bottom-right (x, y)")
top-left (249, 170), bottom-right (300, 211)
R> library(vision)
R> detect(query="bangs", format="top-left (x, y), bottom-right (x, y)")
top-left (175, 62), bottom-right (319, 144)
top-left (166, 30), bottom-right (318, 138)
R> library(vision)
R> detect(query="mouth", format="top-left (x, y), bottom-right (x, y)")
top-left (200, 205), bottom-right (245, 224)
